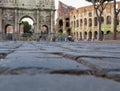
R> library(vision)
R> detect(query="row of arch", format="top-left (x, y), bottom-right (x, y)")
top-left (58, 18), bottom-right (70, 27)
top-left (71, 16), bottom-right (119, 28)
top-left (4, 16), bottom-right (49, 34)
top-left (72, 30), bottom-right (112, 40)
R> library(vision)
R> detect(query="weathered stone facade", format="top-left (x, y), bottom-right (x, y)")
top-left (70, 2), bottom-right (120, 40)
top-left (56, 1), bottom-right (120, 41)
top-left (0, 0), bottom-right (55, 40)
top-left (55, 1), bottom-right (75, 36)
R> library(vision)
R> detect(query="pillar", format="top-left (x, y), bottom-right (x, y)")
top-left (36, 10), bottom-right (40, 33)
top-left (50, 10), bottom-right (54, 33)
top-left (0, 9), bottom-right (2, 40)
top-left (13, 9), bottom-right (18, 40)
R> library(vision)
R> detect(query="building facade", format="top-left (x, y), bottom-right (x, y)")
top-left (55, 1), bottom-right (75, 36)
top-left (56, 1), bottom-right (120, 41)
top-left (70, 2), bottom-right (120, 40)
top-left (0, 0), bottom-right (55, 40)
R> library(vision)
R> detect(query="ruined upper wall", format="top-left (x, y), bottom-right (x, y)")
top-left (0, 0), bottom-right (55, 9)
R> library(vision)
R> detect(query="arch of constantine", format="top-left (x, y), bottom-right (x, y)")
top-left (0, 0), bottom-right (55, 40)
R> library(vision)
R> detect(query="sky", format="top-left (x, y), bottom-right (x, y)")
top-left (54, 0), bottom-right (92, 21)
top-left (55, 0), bottom-right (92, 9)
top-left (55, 0), bottom-right (120, 9)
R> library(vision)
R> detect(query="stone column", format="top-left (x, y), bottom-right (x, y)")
top-left (50, 10), bottom-right (54, 33)
top-left (111, 8), bottom-right (114, 33)
top-left (14, 9), bottom-right (18, 33)
top-left (14, 9), bottom-right (18, 40)
top-left (92, 16), bottom-right (94, 39)
top-left (0, 9), bottom-right (2, 40)
top-left (0, 9), bottom-right (2, 32)
top-left (36, 10), bottom-right (40, 33)
top-left (63, 19), bottom-right (66, 34)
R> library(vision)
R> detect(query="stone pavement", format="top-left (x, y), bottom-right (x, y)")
top-left (0, 41), bottom-right (120, 91)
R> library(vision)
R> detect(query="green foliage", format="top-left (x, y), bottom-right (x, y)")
top-left (21, 21), bottom-right (32, 33)
top-left (117, 25), bottom-right (120, 32)
top-left (58, 31), bottom-right (63, 35)
top-left (101, 24), bottom-right (111, 32)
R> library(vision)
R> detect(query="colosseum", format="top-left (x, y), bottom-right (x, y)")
top-left (56, 1), bottom-right (120, 41)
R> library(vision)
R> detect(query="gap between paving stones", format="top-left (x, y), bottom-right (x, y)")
top-left (51, 52), bottom-right (97, 76)
top-left (76, 58), bottom-right (120, 82)
top-left (0, 67), bottom-right (51, 75)
top-left (0, 67), bottom-right (92, 76)
top-left (0, 44), bottom-right (23, 60)
top-left (52, 52), bottom-right (120, 82)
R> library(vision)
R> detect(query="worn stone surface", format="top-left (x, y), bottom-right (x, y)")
top-left (77, 57), bottom-right (120, 71)
top-left (0, 41), bottom-right (120, 90)
top-left (0, 75), bottom-right (120, 91)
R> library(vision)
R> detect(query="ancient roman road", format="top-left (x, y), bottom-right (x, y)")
top-left (0, 41), bottom-right (120, 91)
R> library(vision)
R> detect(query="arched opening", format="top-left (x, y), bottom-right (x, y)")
top-left (80, 32), bottom-right (82, 40)
top-left (94, 17), bottom-right (97, 26)
top-left (89, 31), bottom-right (92, 39)
top-left (101, 31), bottom-right (104, 40)
top-left (84, 18), bottom-right (87, 26)
top-left (5, 24), bottom-right (13, 40)
top-left (84, 32), bottom-right (87, 40)
top-left (59, 19), bottom-right (63, 27)
top-left (80, 19), bottom-right (83, 26)
top-left (19, 17), bottom-right (35, 40)
top-left (66, 18), bottom-right (70, 27)
top-left (77, 19), bottom-right (79, 27)
top-left (40, 25), bottom-right (49, 41)
top-left (74, 16), bottom-right (76, 27)
top-left (94, 31), bottom-right (98, 39)
top-left (106, 16), bottom-right (111, 24)
top-left (106, 31), bottom-right (111, 34)
top-left (89, 18), bottom-right (92, 27)
top-left (67, 29), bottom-right (71, 35)
top-left (101, 16), bottom-right (104, 23)
top-left (5, 24), bottom-right (13, 34)
top-left (19, 17), bottom-right (34, 34)
top-left (42, 25), bottom-right (49, 34)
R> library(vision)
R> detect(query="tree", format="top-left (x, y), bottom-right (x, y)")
top-left (21, 21), bottom-right (32, 33)
top-left (113, 0), bottom-right (120, 40)
top-left (86, 0), bottom-right (113, 40)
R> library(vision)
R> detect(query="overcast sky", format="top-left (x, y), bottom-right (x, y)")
top-left (55, 0), bottom-right (120, 9)
top-left (54, 0), bottom-right (120, 20)
top-left (55, 0), bottom-right (91, 9)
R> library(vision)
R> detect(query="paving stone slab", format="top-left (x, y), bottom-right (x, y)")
top-left (62, 52), bottom-right (120, 60)
top-left (0, 75), bottom-right (120, 91)
top-left (78, 57), bottom-right (120, 72)
top-left (0, 57), bottom-right (90, 74)
top-left (59, 42), bottom-right (120, 53)
top-left (5, 50), bottom-right (62, 59)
